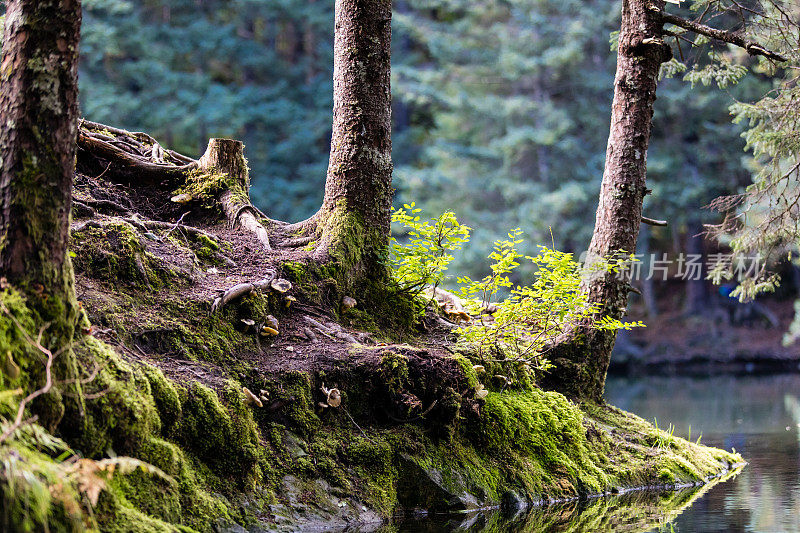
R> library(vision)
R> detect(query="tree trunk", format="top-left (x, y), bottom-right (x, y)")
top-left (314, 0), bottom-right (393, 287)
top-left (542, 0), bottom-right (670, 401)
top-left (0, 0), bottom-right (81, 325)
top-left (684, 219), bottom-right (709, 315)
top-left (0, 0), bottom-right (82, 431)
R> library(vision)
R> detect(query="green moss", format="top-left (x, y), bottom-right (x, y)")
top-left (143, 366), bottom-right (182, 435)
top-left (478, 390), bottom-right (610, 494)
top-left (264, 371), bottom-right (321, 438)
top-left (176, 381), bottom-right (261, 486)
top-left (0, 287), bottom-right (255, 532)
top-left (0, 440), bottom-right (86, 532)
top-left (450, 354), bottom-right (479, 389)
top-left (174, 169), bottom-right (247, 209)
top-left (72, 222), bottom-right (184, 290)
top-left (379, 351), bottom-right (409, 394)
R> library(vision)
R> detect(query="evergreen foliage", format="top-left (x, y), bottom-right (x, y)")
top-left (69, 0), bottom-right (763, 283)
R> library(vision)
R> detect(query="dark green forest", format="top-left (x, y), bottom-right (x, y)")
top-left (78, 0), bottom-right (764, 272)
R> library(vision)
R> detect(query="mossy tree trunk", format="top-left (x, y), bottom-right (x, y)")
top-left (0, 0), bottom-right (83, 433)
top-left (314, 0), bottom-right (393, 288)
top-left (0, 0), bottom-right (81, 328)
top-left (542, 0), bottom-right (671, 401)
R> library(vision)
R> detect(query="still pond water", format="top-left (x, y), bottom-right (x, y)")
top-left (392, 374), bottom-right (800, 533)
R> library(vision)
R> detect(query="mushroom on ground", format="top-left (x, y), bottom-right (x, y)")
top-left (320, 383), bottom-right (342, 408)
top-left (270, 278), bottom-right (292, 293)
top-left (260, 326), bottom-right (279, 336)
top-left (243, 387), bottom-right (263, 407)
top-left (341, 296), bottom-right (357, 311)
top-left (474, 383), bottom-right (489, 400)
top-left (170, 193), bottom-right (193, 204)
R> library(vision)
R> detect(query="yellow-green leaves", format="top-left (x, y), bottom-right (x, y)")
top-left (389, 202), bottom-right (471, 296)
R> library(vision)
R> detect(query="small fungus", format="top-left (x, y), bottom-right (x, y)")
top-left (4, 351), bottom-right (20, 379)
top-left (170, 193), bottom-right (194, 204)
top-left (285, 295), bottom-right (296, 307)
top-left (320, 383), bottom-right (342, 408)
top-left (472, 364), bottom-right (486, 374)
top-left (266, 315), bottom-right (279, 329)
top-left (270, 278), bottom-right (292, 293)
top-left (341, 296), bottom-right (357, 311)
top-left (243, 387), bottom-right (263, 407)
top-left (260, 326), bottom-right (279, 336)
top-left (475, 383), bottom-right (489, 400)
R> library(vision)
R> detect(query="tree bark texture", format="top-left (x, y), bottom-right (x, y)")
top-left (0, 0), bottom-right (81, 321)
top-left (316, 0), bottom-right (393, 282)
top-left (197, 138), bottom-right (272, 251)
top-left (542, 0), bottom-right (670, 400)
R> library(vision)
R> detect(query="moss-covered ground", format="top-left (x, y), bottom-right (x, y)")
top-left (0, 164), bottom-right (742, 532)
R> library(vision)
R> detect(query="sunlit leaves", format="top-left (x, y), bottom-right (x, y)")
top-left (389, 203), bottom-right (471, 296)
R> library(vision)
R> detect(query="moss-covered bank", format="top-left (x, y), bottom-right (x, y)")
top-left (0, 280), bottom-right (741, 532)
top-left (0, 164), bottom-right (743, 531)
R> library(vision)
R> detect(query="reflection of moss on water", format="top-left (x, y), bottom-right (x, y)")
top-left (404, 471), bottom-right (741, 533)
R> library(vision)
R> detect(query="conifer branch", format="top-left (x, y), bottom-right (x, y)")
top-left (658, 10), bottom-right (787, 62)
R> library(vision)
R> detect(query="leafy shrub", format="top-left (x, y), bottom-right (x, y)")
top-left (456, 232), bottom-right (643, 372)
top-left (389, 203), bottom-right (471, 296)
top-left (390, 206), bottom-right (644, 373)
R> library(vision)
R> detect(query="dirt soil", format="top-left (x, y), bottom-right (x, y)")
top-left (72, 162), bottom-right (466, 407)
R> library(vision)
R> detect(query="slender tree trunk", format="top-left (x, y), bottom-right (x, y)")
top-left (0, 0), bottom-right (81, 324)
top-left (314, 0), bottom-right (393, 286)
top-left (542, 0), bottom-right (670, 400)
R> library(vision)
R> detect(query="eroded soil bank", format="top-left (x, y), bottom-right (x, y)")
top-left (0, 128), bottom-right (741, 532)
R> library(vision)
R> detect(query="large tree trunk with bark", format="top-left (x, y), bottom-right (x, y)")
top-left (0, 0), bottom-right (82, 431)
top-left (313, 0), bottom-right (393, 287)
top-left (0, 0), bottom-right (81, 326)
top-left (542, 0), bottom-right (671, 401)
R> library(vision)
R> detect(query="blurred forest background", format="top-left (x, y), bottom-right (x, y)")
top-left (70, 0), bottom-right (800, 362)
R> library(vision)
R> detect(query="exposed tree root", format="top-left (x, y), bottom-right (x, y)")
top-left (211, 272), bottom-right (278, 314)
top-left (77, 121), bottom-right (281, 253)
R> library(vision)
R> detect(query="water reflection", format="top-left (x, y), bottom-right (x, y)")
top-left (387, 484), bottom-right (725, 532)
top-left (607, 374), bottom-right (800, 533)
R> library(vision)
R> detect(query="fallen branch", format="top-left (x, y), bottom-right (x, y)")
top-left (641, 216), bottom-right (668, 227)
top-left (80, 119), bottom-right (195, 165)
top-left (78, 130), bottom-right (195, 185)
top-left (301, 316), bottom-right (358, 343)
